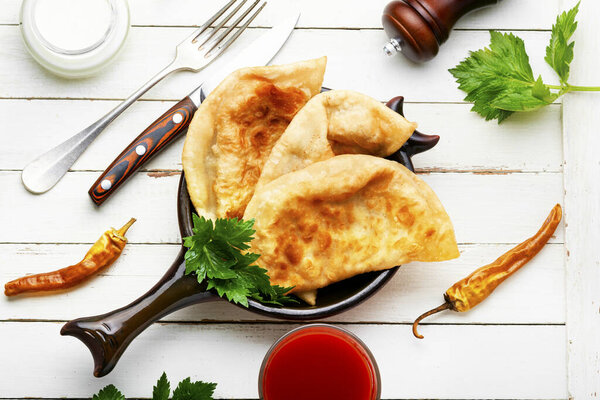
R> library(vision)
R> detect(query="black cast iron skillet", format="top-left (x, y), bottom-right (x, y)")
top-left (61, 96), bottom-right (439, 377)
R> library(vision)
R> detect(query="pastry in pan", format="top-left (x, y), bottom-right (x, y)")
top-left (182, 57), bottom-right (327, 219)
top-left (254, 89), bottom-right (419, 303)
top-left (256, 89), bottom-right (417, 191)
top-left (245, 155), bottom-right (460, 304)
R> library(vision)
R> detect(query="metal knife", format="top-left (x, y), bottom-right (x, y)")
top-left (88, 11), bottom-right (300, 205)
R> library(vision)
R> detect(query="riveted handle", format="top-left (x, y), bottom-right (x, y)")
top-left (89, 97), bottom-right (197, 205)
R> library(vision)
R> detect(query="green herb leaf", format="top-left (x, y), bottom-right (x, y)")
top-left (531, 76), bottom-right (560, 104)
top-left (93, 385), bottom-right (125, 400)
top-left (152, 372), bottom-right (171, 400)
top-left (172, 378), bottom-right (216, 400)
top-left (449, 31), bottom-right (549, 122)
top-left (92, 375), bottom-right (216, 400)
top-left (250, 283), bottom-right (298, 306)
top-left (545, 2), bottom-right (579, 84)
top-left (491, 75), bottom-right (557, 112)
top-left (449, 4), bottom-right (600, 123)
top-left (183, 214), bottom-right (297, 307)
top-left (213, 217), bottom-right (256, 250)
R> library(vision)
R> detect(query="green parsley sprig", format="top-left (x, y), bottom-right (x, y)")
top-left (183, 214), bottom-right (297, 307)
top-left (450, 2), bottom-right (599, 123)
top-left (93, 372), bottom-right (216, 400)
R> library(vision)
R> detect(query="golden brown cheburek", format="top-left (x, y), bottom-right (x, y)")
top-left (244, 155), bottom-right (459, 304)
top-left (256, 90), bottom-right (417, 191)
top-left (253, 89), bottom-right (418, 303)
top-left (182, 57), bottom-right (327, 219)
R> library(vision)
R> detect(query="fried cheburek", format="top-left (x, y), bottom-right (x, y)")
top-left (256, 89), bottom-right (417, 190)
top-left (253, 89), bottom-right (418, 303)
top-left (182, 57), bottom-right (326, 219)
top-left (182, 59), bottom-right (458, 307)
top-left (244, 155), bottom-right (459, 303)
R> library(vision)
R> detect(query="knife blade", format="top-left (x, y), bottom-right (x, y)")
top-left (88, 11), bottom-right (300, 205)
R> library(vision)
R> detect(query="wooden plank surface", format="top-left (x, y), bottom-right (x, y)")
top-left (0, 243), bottom-right (565, 324)
top-left (561, 0), bottom-right (600, 398)
top-left (0, 0), bottom-right (576, 398)
top-left (0, 0), bottom-right (559, 29)
top-left (0, 27), bottom-right (559, 102)
top-left (0, 322), bottom-right (568, 399)
top-left (0, 171), bottom-right (564, 244)
top-left (0, 100), bottom-right (562, 173)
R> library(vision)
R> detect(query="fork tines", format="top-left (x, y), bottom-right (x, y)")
top-left (192, 0), bottom-right (267, 58)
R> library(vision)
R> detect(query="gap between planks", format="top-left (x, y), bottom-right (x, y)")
top-left (0, 169), bottom-right (561, 174)
top-left (0, 240), bottom-right (566, 246)
top-left (0, 97), bottom-right (563, 105)
top-left (0, 23), bottom-right (552, 32)
top-left (0, 319), bottom-right (566, 326)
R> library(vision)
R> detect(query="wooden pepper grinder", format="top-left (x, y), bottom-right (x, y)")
top-left (382, 0), bottom-right (501, 62)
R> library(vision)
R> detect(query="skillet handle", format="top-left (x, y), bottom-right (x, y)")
top-left (61, 248), bottom-right (215, 377)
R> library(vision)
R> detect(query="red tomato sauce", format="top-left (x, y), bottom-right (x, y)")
top-left (260, 325), bottom-right (379, 400)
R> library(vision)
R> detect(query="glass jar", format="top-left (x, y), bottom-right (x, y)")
top-left (20, 0), bottom-right (129, 78)
top-left (259, 324), bottom-right (381, 400)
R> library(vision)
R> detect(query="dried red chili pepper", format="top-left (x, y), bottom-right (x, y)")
top-left (412, 204), bottom-right (562, 339)
top-left (4, 218), bottom-right (135, 296)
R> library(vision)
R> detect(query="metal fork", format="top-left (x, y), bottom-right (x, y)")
top-left (22, 0), bottom-right (266, 194)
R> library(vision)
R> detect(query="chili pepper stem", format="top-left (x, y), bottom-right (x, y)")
top-left (412, 303), bottom-right (452, 339)
top-left (117, 218), bottom-right (136, 236)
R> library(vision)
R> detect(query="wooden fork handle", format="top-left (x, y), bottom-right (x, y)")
top-left (88, 97), bottom-right (197, 205)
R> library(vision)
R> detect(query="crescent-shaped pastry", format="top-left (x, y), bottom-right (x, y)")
top-left (253, 89), bottom-right (418, 303)
top-left (244, 155), bottom-right (459, 303)
top-left (256, 89), bottom-right (417, 191)
top-left (182, 57), bottom-right (327, 219)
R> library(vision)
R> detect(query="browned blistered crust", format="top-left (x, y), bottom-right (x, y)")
top-left (216, 83), bottom-right (308, 219)
top-left (182, 57), bottom-right (327, 220)
top-left (244, 155), bottom-right (459, 293)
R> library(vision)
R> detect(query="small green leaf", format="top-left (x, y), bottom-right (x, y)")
top-left (250, 284), bottom-right (299, 306)
top-left (207, 277), bottom-right (251, 306)
top-left (545, 2), bottom-right (579, 83)
top-left (201, 243), bottom-right (238, 280)
top-left (492, 76), bottom-right (555, 112)
top-left (172, 377), bottom-right (216, 400)
top-left (152, 372), bottom-right (171, 400)
top-left (92, 385), bottom-right (125, 400)
top-left (531, 76), bottom-right (559, 104)
top-left (213, 217), bottom-right (256, 250)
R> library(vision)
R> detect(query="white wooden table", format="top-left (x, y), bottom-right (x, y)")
top-left (1, 0), bottom-right (599, 398)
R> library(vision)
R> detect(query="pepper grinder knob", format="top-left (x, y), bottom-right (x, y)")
top-left (382, 0), bottom-right (501, 62)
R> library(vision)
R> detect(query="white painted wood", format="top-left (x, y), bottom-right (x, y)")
top-left (0, 0), bottom-right (576, 398)
top-left (0, 322), bottom-right (567, 399)
top-left (0, 171), bottom-right (564, 244)
top-left (0, 243), bottom-right (565, 324)
top-left (0, 0), bottom-right (559, 29)
top-left (0, 99), bottom-right (562, 173)
top-left (561, 0), bottom-right (600, 398)
top-left (131, 0), bottom-right (559, 30)
top-left (0, 27), bottom-right (559, 102)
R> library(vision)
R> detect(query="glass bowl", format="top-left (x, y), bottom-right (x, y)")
top-left (259, 324), bottom-right (381, 400)
top-left (20, 0), bottom-right (129, 78)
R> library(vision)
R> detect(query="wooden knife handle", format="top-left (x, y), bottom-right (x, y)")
top-left (89, 97), bottom-right (197, 205)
